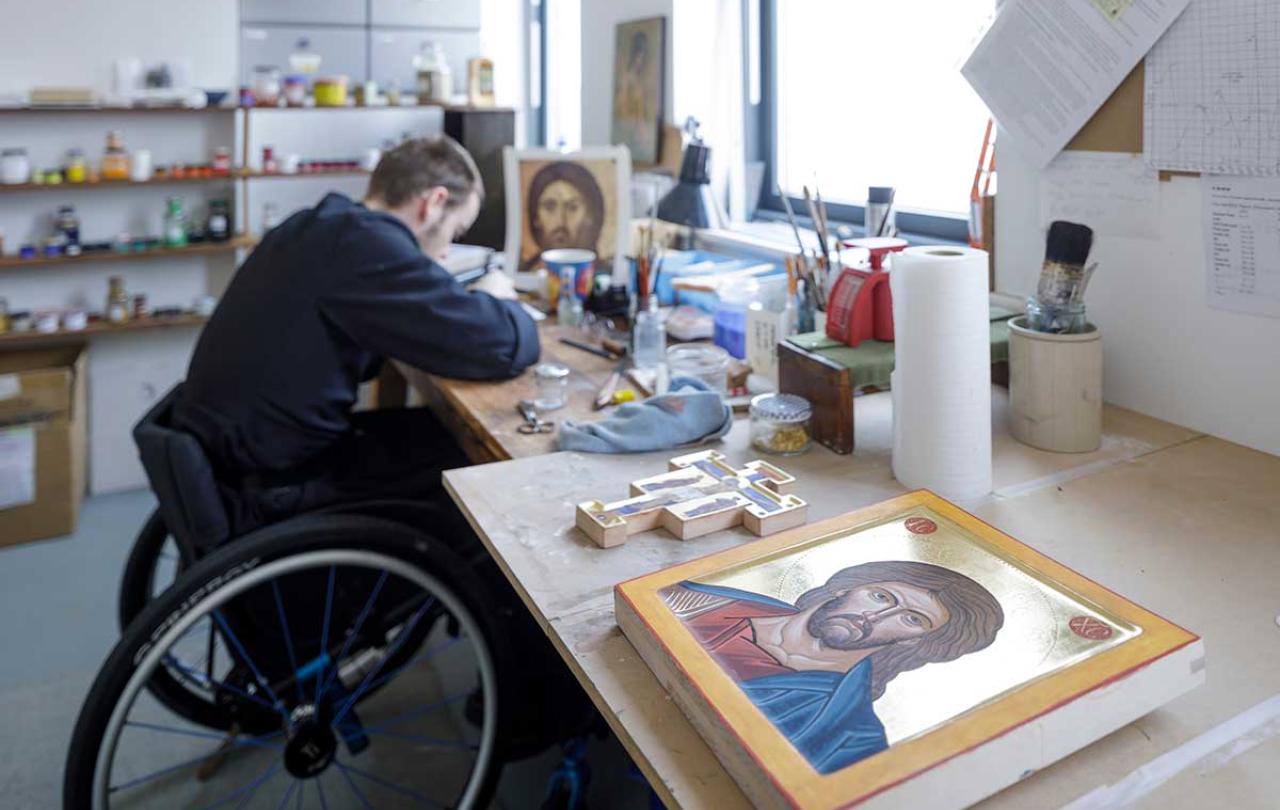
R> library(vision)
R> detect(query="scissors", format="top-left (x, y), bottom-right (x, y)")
top-left (517, 400), bottom-right (555, 434)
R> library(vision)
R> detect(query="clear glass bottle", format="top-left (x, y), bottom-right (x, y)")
top-left (206, 199), bottom-right (230, 242)
top-left (631, 296), bottom-right (666, 370)
top-left (64, 149), bottom-right (87, 184)
top-left (163, 197), bottom-right (188, 248)
top-left (106, 276), bottom-right (130, 324)
top-left (557, 268), bottom-right (583, 327)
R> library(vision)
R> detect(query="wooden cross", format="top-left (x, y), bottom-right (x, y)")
top-left (576, 450), bottom-right (809, 548)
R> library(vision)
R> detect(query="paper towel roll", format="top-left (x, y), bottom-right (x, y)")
top-left (890, 246), bottom-right (992, 501)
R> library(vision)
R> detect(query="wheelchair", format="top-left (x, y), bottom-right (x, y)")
top-left (64, 386), bottom-right (594, 809)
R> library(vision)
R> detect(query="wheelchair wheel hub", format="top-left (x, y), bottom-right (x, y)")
top-left (283, 717), bottom-right (337, 779)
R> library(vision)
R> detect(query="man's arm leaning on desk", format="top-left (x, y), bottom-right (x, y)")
top-left (320, 235), bottom-right (540, 381)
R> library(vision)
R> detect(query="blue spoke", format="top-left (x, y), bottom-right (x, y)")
top-left (316, 566), bottom-right (337, 704)
top-left (212, 609), bottom-right (288, 718)
top-left (195, 762), bottom-right (279, 810)
top-left (109, 736), bottom-right (280, 793)
top-left (358, 636), bottom-right (463, 697)
top-left (316, 777), bottom-right (329, 810)
top-left (334, 761), bottom-right (441, 808)
top-left (317, 572), bottom-right (389, 701)
top-left (336, 763), bottom-right (374, 810)
top-left (360, 692), bottom-right (470, 735)
top-left (275, 778), bottom-right (299, 810)
top-left (330, 598), bottom-right (435, 727)
top-left (124, 720), bottom-right (283, 749)
top-left (365, 729), bottom-right (478, 750)
top-left (271, 580), bottom-right (305, 705)
top-left (161, 655), bottom-right (281, 714)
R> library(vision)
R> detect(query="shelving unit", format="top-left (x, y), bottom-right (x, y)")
top-left (0, 236), bottom-right (255, 270)
top-left (0, 105), bottom-right (231, 115)
top-left (0, 313), bottom-right (209, 349)
top-left (0, 175), bottom-right (238, 193)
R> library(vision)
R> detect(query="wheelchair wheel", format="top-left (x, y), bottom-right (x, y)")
top-left (67, 514), bottom-right (505, 809)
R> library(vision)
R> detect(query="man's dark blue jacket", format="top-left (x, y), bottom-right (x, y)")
top-left (174, 193), bottom-right (539, 475)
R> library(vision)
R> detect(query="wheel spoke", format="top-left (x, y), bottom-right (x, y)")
top-left (161, 654), bottom-right (281, 714)
top-left (123, 720), bottom-right (283, 749)
top-left (271, 579), bottom-right (305, 705)
top-left (194, 761), bottom-right (280, 810)
top-left (357, 635), bottom-right (463, 698)
top-left (336, 762), bottom-right (374, 810)
top-left (329, 598), bottom-right (435, 727)
top-left (359, 691), bottom-right (470, 735)
top-left (274, 778), bottom-right (299, 810)
top-left (108, 736), bottom-right (280, 794)
top-left (212, 609), bottom-right (288, 718)
top-left (364, 729), bottom-right (478, 751)
top-left (317, 571), bottom-right (389, 702)
top-left (316, 566), bottom-right (337, 704)
top-left (334, 760), bottom-right (442, 808)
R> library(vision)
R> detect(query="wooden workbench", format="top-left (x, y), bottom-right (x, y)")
top-left (395, 324), bottom-right (621, 463)
top-left (443, 390), bottom-right (1280, 809)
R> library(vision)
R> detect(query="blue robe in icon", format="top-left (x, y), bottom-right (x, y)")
top-left (681, 582), bottom-right (889, 774)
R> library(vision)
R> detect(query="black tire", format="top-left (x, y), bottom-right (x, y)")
top-left (66, 513), bottom-right (508, 810)
top-left (117, 508), bottom-right (176, 632)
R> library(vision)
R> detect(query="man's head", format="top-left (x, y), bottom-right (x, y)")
top-left (526, 161), bottom-right (605, 255)
top-left (794, 561), bottom-right (1004, 699)
top-left (364, 135), bottom-right (483, 261)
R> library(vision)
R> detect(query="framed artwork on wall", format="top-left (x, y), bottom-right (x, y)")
top-left (612, 16), bottom-right (666, 166)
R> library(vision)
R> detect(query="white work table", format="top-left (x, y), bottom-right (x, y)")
top-left (443, 389), bottom-right (1280, 809)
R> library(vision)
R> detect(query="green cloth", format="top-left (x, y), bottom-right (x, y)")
top-left (787, 305), bottom-right (1015, 390)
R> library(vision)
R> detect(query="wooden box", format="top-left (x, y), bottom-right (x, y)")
top-left (615, 491), bottom-right (1203, 809)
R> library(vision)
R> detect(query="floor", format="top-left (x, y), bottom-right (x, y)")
top-left (0, 489), bottom-right (651, 809)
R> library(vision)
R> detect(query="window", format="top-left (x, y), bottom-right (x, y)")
top-left (763, 0), bottom-right (993, 235)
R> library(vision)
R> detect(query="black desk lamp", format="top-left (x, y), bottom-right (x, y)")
top-left (656, 120), bottom-right (719, 229)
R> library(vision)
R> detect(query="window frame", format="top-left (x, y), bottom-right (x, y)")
top-left (749, 0), bottom-right (970, 244)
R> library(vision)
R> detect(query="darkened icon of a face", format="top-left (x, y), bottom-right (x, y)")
top-left (526, 161), bottom-right (606, 255)
top-left (629, 31), bottom-right (650, 74)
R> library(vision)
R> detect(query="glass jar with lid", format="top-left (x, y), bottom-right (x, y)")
top-left (749, 393), bottom-right (813, 456)
top-left (101, 130), bottom-right (130, 180)
top-left (533, 362), bottom-right (570, 411)
top-left (2, 148), bottom-right (31, 185)
top-left (666, 343), bottom-right (730, 394)
top-left (106, 276), bottom-right (130, 324)
top-left (64, 149), bottom-right (87, 183)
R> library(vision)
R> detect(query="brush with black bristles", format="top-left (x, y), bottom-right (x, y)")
top-left (1037, 221), bottom-right (1094, 309)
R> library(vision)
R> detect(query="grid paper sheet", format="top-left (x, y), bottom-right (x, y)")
top-left (1145, 1), bottom-right (1280, 174)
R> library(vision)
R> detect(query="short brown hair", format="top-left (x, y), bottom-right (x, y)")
top-left (796, 560), bottom-right (1004, 700)
top-left (366, 135), bottom-right (484, 208)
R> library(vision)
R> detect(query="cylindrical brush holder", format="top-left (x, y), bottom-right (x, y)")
top-left (1008, 316), bottom-right (1102, 453)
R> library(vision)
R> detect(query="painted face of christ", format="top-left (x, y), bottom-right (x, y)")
top-left (805, 581), bottom-right (951, 650)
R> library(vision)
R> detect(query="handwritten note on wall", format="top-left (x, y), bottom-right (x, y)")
top-left (1040, 151), bottom-right (1160, 239)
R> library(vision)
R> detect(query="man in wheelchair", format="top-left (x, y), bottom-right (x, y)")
top-left (65, 139), bottom-right (603, 809)
top-left (174, 134), bottom-right (538, 534)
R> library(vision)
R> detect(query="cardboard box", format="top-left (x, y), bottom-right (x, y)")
top-left (0, 346), bottom-right (87, 547)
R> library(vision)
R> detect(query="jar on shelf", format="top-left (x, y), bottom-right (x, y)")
top-left (749, 393), bottom-right (813, 456)
top-left (252, 66), bottom-right (282, 106)
top-left (1, 148), bottom-right (30, 185)
top-left (56, 205), bottom-right (81, 256)
top-left (211, 147), bottom-right (232, 176)
top-left (207, 199), bottom-right (231, 242)
top-left (64, 149), bottom-right (87, 183)
top-left (106, 276), bottom-right (130, 324)
top-left (313, 75), bottom-right (349, 107)
top-left (283, 75), bottom-right (307, 107)
top-left (101, 130), bottom-right (130, 181)
top-left (262, 202), bottom-right (280, 232)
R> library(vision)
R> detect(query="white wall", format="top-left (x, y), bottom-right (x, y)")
top-left (996, 141), bottom-right (1280, 456)
top-left (0, 0), bottom-right (238, 99)
top-left (580, 0), bottom-right (674, 147)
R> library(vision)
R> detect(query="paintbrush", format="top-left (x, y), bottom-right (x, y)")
top-left (778, 188), bottom-right (807, 258)
top-left (803, 185), bottom-right (831, 289)
top-left (1038, 221), bottom-right (1094, 308)
top-left (876, 188), bottom-right (897, 237)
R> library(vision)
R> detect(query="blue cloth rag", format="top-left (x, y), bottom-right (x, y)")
top-left (557, 376), bottom-right (733, 454)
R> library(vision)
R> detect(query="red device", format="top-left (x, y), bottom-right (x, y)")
top-left (825, 237), bottom-right (907, 347)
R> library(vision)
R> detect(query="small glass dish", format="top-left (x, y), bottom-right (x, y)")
top-left (666, 343), bottom-right (730, 394)
top-left (749, 393), bottom-right (813, 456)
top-left (533, 362), bottom-right (570, 411)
